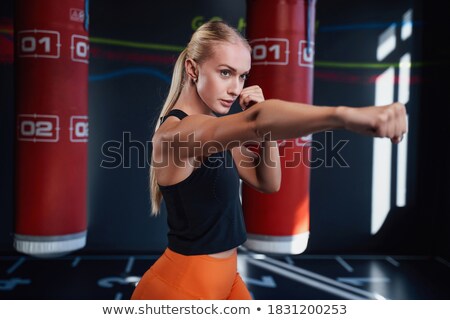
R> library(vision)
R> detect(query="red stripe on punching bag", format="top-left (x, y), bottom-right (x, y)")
top-left (14, 0), bottom-right (89, 257)
top-left (243, 0), bottom-right (316, 254)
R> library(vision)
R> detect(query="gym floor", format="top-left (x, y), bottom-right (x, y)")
top-left (1, 249), bottom-right (449, 300)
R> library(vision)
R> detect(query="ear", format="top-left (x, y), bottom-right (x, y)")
top-left (185, 58), bottom-right (198, 83)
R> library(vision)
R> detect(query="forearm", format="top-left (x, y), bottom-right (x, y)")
top-left (255, 140), bottom-right (281, 192)
top-left (253, 99), bottom-right (344, 140)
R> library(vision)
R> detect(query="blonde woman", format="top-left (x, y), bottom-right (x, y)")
top-left (131, 21), bottom-right (407, 300)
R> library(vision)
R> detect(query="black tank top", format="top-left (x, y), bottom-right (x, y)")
top-left (157, 109), bottom-right (247, 255)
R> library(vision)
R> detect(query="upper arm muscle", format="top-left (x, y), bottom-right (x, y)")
top-left (156, 109), bottom-right (259, 160)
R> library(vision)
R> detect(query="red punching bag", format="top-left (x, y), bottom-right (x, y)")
top-left (243, 0), bottom-right (316, 254)
top-left (14, 0), bottom-right (89, 257)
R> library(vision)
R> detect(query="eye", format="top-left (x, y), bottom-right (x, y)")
top-left (220, 69), bottom-right (231, 77)
top-left (240, 73), bottom-right (249, 81)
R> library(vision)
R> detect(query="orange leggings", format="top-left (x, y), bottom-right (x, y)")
top-left (131, 248), bottom-right (252, 300)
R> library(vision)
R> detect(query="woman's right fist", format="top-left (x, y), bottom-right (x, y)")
top-left (337, 102), bottom-right (407, 144)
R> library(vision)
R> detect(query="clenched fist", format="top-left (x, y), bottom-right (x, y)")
top-left (239, 85), bottom-right (265, 110)
top-left (337, 102), bottom-right (407, 144)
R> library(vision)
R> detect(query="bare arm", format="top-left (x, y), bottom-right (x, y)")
top-left (154, 99), bottom-right (407, 160)
top-left (253, 99), bottom-right (406, 142)
top-left (231, 85), bottom-right (281, 193)
top-left (231, 140), bottom-right (281, 193)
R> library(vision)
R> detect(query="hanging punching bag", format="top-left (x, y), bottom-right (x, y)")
top-left (14, 0), bottom-right (89, 257)
top-left (243, 0), bottom-right (316, 255)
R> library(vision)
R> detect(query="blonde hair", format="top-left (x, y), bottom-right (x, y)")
top-left (150, 20), bottom-right (250, 215)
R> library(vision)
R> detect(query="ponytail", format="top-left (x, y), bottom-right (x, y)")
top-left (149, 48), bottom-right (187, 215)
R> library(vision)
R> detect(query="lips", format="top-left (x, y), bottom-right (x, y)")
top-left (220, 99), bottom-right (234, 108)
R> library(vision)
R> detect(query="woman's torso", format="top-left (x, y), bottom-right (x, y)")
top-left (154, 112), bottom-right (242, 259)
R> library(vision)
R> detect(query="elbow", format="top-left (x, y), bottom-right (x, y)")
top-left (269, 184), bottom-right (281, 194)
top-left (259, 185), bottom-right (280, 194)
top-left (258, 180), bottom-right (281, 194)
top-left (271, 178), bottom-right (282, 193)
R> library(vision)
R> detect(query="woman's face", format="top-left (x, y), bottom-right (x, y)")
top-left (196, 42), bottom-right (251, 114)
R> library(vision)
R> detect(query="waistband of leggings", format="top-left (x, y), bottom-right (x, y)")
top-left (164, 247), bottom-right (237, 263)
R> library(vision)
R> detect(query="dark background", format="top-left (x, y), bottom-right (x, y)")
top-left (1, 0), bottom-right (449, 257)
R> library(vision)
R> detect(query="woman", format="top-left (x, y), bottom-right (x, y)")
top-left (131, 21), bottom-right (407, 300)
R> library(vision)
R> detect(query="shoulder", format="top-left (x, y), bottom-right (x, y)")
top-left (156, 114), bottom-right (216, 140)
top-left (152, 114), bottom-right (217, 150)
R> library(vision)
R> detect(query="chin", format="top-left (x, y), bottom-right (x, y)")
top-left (212, 106), bottom-right (231, 115)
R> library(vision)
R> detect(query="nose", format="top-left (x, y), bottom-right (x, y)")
top-left (227, 77), bottom-right (241, 97)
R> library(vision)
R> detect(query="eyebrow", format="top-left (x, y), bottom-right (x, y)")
top-left (218, 64), bottom-right (250, 74)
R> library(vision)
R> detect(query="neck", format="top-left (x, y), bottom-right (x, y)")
top-left (174, 82), bottom-right (214, 116)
